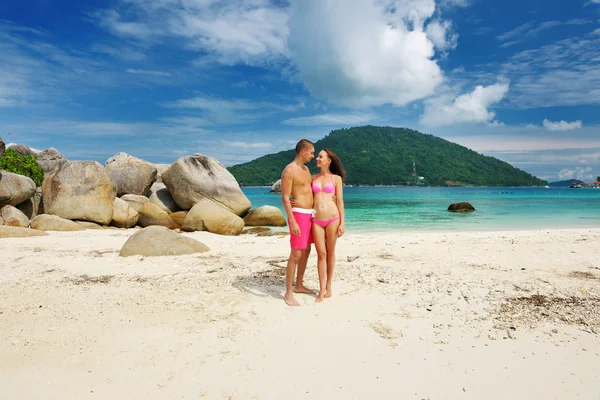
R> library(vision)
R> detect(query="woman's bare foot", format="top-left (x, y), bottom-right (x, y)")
top-left (284, 292), bottom-right (300, 306)
top-left (294, 285), bottom-right (316, 295)
top-left (324, 287), bottom-right (332, 298)
top-left (315, 291), bottom-right (327, 302)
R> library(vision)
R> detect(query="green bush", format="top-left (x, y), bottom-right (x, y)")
top-left (0, 148), bottom-right (45, 186)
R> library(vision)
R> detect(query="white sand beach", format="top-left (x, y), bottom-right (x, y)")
top-left (1, 228), bottom-right (599, 399)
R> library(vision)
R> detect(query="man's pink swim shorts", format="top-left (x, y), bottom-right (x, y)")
top-left (289, 207), bottom-right (314, 249)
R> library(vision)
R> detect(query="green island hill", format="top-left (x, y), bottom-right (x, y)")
top-left (227, 126), bottom-right (547, 187)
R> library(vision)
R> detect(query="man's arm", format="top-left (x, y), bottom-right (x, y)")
top-left (281, 166), bottom-right (300, 236)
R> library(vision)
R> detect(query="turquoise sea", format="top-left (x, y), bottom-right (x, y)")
top-left (242, 187), bottom-right (600, 233)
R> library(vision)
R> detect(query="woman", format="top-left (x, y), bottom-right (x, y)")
top-left (312, 148), bottom-right (345, 302)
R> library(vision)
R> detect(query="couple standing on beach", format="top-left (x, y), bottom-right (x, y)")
top-left (280, 139), bottom-right (346, 306)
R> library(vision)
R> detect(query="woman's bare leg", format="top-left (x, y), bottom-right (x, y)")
top-left (312, 222), bottom-right (327, 302)
top-left (324, 220), bottom-right (340, 298)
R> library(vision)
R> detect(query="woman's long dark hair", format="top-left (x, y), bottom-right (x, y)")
top-left (323, 148), bottom-right (345, 181)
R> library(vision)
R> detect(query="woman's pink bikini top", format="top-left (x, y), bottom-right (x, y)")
top-left (312, 177), bottom-right (335, 194)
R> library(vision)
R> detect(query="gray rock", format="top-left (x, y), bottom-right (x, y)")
top-left (111, 197), bottom-right (139, 228)
top-left (0, 225), bottom-right (48, 238)
top-left (148, 182), bottom-right (181, 214)
top-left (270, 179), bottom-right (282, 193)
top-left (182, 198), bottom-right (244, 235)
top-left (0, 171), bottom-right (36, 207)
top-left (15, 187), bottom-right (43, 219)
top-left (37, 148), bottom-right (67, 174)
top-left (119, 226), bottom-right (209, 257)
top-left (137, 202), bottom-right (178, 229)
top-left (31, 214), bottom-right (85, 231)
top-left (447, 202), bottom-right (476, 212)
top-left (162, 154), bottom-right (251, 215)
top-left (105, 152), bottom-right (157, 196)
top-left (243, 205), bottom-right (286, 226)
top-left (7, 143), bottom-right (37, 156)
top-left (42, 161), bottom-right (116, 225)
top-left (1, 205), bottom-right (30, 227)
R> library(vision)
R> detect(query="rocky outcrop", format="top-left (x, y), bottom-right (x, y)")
top-left (155, 164), bottom-right (170, 184)
top-left (447, 202), bottom-right (476, 212)
top-left (119, 226), bottom-right (209, 257)
top-left (243, 205), bottom-right (286, 226)
top-left (7, 143), bottom-right (37, 157)
top-left (1, 205), bottom-right (30, 227)
top-left (0, 225), bottom-right (48, 238)
top-left (137, 202), bottom-right (178, 229)
top-left (42, 161), bottom-right (117, 225)
top-left (169, 211), bottom-right (187, 226)
top-left (105, 153), bottom-right (157, 196)
top-left (0, 171), bottom-right (36, 207)
top-left (75, 221), bottom-right (104, 230)
top-left (31, 214), bottom-right (85, 231)
top-left (111, 197), bottom-right (139, 228)
top-left (15, 187), bottom-right (43, 219)
top-left (148, 183), bottom-right (181, 214)
top-left (120, 194), bottom-right (148, 213)
top-left (37, 148), bottom-right (67, 174)
top-left (162, 154), bottom-right (251, 215)
top-left (182, 198), bottom-right (244, 235)
top-left (270, 179), bottom-right (282, 193)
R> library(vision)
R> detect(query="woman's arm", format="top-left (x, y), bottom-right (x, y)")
top-left (335, 175), bottom-right (345, 237)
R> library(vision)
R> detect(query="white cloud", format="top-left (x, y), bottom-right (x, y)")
top-left (91, 44), bottom-right (146, 61)
top-left (542, 119), bottom-right (582, 131)
top-left (558, 166), bottom-right (592, 180)
top-left (283, 113), bottom-right (375, 126)
top-left (164, 95), bottom-right (302, 124)
top-left (497, 20), bottom-right (591, 47)
top-left (288, 0), bottom-right (453, 107)
top-left (426, 20), bottom-right (459, 52)
top-left (420, 82), bottom-right (509, 126)
top-left (228, 141), bottom-right (272, 149)
top-left (126, 68), bottom-right (172, 76)
top-left (92, 1), bottom-right (290, 67)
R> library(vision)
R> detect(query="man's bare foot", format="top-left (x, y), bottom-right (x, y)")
top-left (294, 285), bottom-right (316, 295)
top-left (284, 292), bottom-right (300, 306)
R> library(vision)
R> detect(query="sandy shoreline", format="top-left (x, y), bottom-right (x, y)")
top-left (1, 228), bottom-right (599, 399)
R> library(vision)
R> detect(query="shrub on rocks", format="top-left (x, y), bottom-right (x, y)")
top-left (0, 148), bottom-right (45, 187)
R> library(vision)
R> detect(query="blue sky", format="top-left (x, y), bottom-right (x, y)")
top-left (1, 0), bottom-right (599, 182)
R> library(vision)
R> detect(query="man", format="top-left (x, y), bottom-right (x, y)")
top-left (280, 139), bottom-right (316, 306)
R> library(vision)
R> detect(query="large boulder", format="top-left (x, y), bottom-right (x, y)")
top-left (162, 154), bottom-right (251, 215)
top-left (447, 202), bottom-right (476, 212)
top-left (111, 197), bottom-right (139, 228)
top-left (137, 202), bottom-right (178, 229)
top-left (119, 226), bottom-right (209, 257)
top-left (42, 161), bottom-right (117, 225)
top-left (120, 194), bottom-right (148, 212)
top-left (182, 198), bottom-right (244, 235)
top-left (169, 211), bottom-right (187, 226)
top-left (1, 205), bottom-right (30, 227)
top-left (37, 147), bottom-right (67, 174)
top-left (31, 214), bottom-right (85, 231)
top-left (0, 225), bottom-right (48, 238)
top-left (154, 164), bottom-right (170, 184)
top-left (16, 187), bottom-right (43, 219)
top-left (0, 171), bottom-right (36, 207)
top-left (7, 143), bottom-right (37, 157)
top-left (105, 153), bottom-right (157, 196)
top-left (148, 183), bottom-right (181, 214)
top-left (270, 179), bottom-right (282, 193)
top-left (243, 205), bottom-right (286, 226)
top-left (76, 221), bottom-right (104, 230)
